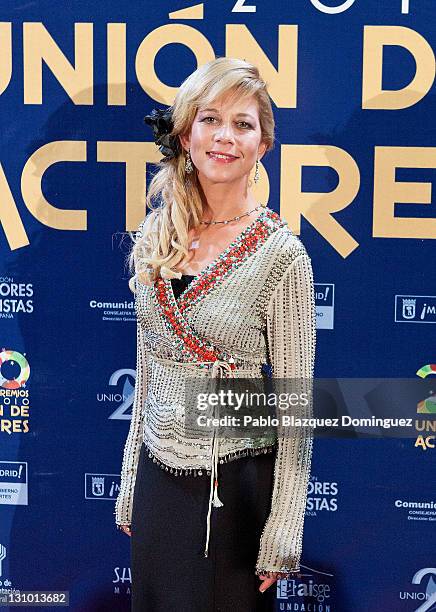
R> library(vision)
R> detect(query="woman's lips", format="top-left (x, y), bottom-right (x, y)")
top-left (206, 152), bottom-right (239, 163)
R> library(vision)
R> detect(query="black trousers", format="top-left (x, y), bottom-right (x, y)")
top-left (131, 442), bottom-right (277, 612)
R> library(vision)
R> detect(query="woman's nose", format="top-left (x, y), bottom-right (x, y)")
top-left (214, 122), bottom-right (235, 142)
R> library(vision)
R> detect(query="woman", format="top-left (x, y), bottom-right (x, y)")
top-left (115, 57), bottom-right (316, 611)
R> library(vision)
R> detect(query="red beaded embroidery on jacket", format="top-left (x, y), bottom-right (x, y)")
top-left (153, 208), bottom-right (286, 366)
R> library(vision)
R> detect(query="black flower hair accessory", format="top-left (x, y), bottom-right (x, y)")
top-left (143, 107), bottom-right (182, 163)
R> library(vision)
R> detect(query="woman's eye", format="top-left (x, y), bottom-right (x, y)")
top-left (200, 117), bottom-right (253, 129)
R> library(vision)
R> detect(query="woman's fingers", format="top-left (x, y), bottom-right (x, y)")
top-left (258, 575), bottom-right (277, 592)
top-left (258, 571), bottom-right (289, 592)
top-left (120, 525), bottom-right (132, 537)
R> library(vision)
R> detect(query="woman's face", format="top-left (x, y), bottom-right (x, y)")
top-left (179, 92), bottom-right (267, 186)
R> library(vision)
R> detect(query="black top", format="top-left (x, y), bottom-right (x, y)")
top-left (170, 274), bottom-right (197, 300)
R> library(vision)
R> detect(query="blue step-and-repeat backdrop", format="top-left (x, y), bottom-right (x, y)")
top-left (0, 0), bottom-right (435, 610)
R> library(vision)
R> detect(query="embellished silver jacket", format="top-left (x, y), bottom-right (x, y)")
top-left (114, 207), bottom-right (317, 578)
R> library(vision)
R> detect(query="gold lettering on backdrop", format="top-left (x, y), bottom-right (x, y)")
top-left (97, 142), bottom-right (161, 231)
top-left (21, 141), bottom-right (87, 228)
top-left (0, 22), bottom-right (428, 106)
top-left (107, 24), bottom-right (127, 106)
top-left (23, 22), bottom-right (93, 105)
top-left (0, 163), bottom-right (29, 249)
top-left (0, 23), bottom-right (12, 96)
top-left (280, 145), bottom-right (360, 257)
top-left (135, 25), bottom-right (214, 104)
top-left (374, 147), bottom-right (436, 239)
top-left (2, 142), bottom-right (435, 251)
top-left (362, 25), bottom-right (436, 109)
top-left (226, 25), bottom-right (297, 108)
top-left (0, 22), bottom-right (433, 250)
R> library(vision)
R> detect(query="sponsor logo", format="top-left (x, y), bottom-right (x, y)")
top-left (0, 349), bottom-right (31, 434)
top-left (101, 369), bottom-right (136, 421)
top-left (113, 566), bottom-right (131, 596)
top-left (315, 283), bottom-right (334, 330)
top-left (0, 543), bottom-right (18, 594)
top-left (0, 279), bottom-right (33, 320)
top-left (89, 298), bottom-right (135, 323)
top-left (394, 499), bottom-right (436, 524)
top-left (415, 365), bottom-right (436, 451)
top-left (395, 296), bottom-right (436, 324)
top-left (0, 350), bottom-right (30, 390)
top-left (84, 473), bottom-right (120, 500)
top-left (399, 567), bottom-right (436, 611)
top-left (276, 565), bottom-right (335, 610)
top-left (0, 462), bottom-right (28, 506)
top-left (306, 476), bottom-right (338, 516)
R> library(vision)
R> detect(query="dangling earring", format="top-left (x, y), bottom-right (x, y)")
top-left (253, 159), bottom-right (260, 184)
top-left (185, 149), bottom-right (193, 174)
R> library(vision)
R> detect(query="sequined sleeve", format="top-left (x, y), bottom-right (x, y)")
top-left (114, 224), bottom-right (148, 527)
top-left (255, 252), bottom-right (316, 577)
top-left (114, 316), bottom-right (147, 527)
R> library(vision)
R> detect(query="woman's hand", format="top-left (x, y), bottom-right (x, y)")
top-left (120, 524), bottom-right (132, 537)
top-left (258, 572), bottom-right (288, 592)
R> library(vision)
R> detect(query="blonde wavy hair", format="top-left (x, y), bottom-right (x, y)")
top-left (127, 56), bottom-right (275, 294)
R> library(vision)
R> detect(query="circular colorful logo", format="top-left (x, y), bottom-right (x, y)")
top-left (0, 349), bottom-right (30, 389)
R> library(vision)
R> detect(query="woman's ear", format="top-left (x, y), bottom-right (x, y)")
top-left (257, 141), bottom-right (268, 161)
top-left (179, 132), bottom-right (190, 152)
